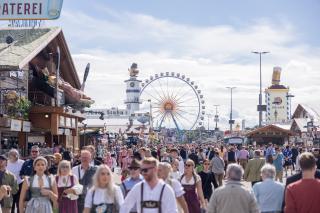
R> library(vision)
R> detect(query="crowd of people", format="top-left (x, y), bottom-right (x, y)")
top-left (0, 141), bottom-right (319, 213)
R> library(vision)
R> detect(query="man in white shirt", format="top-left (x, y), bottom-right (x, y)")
top-left (72, 150), bottom-right (97, 212)
top-left (6, 149), bottom-right (24, 213)
top-left (120, 157), bottom-right (177, 213)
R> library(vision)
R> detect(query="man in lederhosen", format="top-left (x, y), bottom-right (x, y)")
top-left (72, 149), bottom-right (97, 212)
top-left (120, 157), bottom-right (177, 213)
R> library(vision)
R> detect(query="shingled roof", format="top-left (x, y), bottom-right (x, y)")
top-left (0, 27), bottom-right (60, 70)
top-left (0, 27), bottom-right (81, 89)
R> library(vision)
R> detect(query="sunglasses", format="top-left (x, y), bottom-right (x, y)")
top-left (31, 150), bottom-right (39, 153)
top-left (60, 165), bottom-right (69, 169)
top-left (185, 164), bottom-right (193, 167)
top-left (128, 167), bottom-right (140, 170)
top-left (141, 167), bottom-right (154, 173)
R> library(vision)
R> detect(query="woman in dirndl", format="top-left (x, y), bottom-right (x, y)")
top-left (180, 159), bottom-right (206, 213)
top-left (56, 160), bottom-right (83, 213)
top-left (83, 164), bottom-right (124, 213)
top-left (19, 156), bottom-right (58, 213)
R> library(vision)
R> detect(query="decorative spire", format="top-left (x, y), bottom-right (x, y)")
top-left (128, 63), bottom-right (139, 77)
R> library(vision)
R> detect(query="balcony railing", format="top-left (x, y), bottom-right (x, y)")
top-left (29, 91), bottom-right (54, 106)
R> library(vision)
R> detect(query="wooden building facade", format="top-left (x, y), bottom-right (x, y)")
top-left (246, 124), bottom-right (295, 145)
top-left (0, 27), bottom-right (92, 155)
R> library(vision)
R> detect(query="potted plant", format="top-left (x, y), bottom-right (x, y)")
top-left (15, 96), bottom-right (32, 120)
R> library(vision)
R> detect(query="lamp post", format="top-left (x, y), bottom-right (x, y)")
top-left (207, 114), bottom-right (212, 131)
top-left (83, 123), bottom-right (87, 147)
top-left (214, 105), bottom-right (220, 131)
top-left (55, 46), bottom-right (61, 107)
top-left (286, 94), bottom-right (294, 120)
top-left (252, 51), bottom-right (269, 127)
top-left (226, 87), bottom-right (236, 133)
top-left (147, 99), bottom-right (153, 129)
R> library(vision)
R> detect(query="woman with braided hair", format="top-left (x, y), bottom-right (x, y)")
top-left (158, 162), bottom-right (189, 213)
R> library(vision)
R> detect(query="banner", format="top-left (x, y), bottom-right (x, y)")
top-left (22, 121), bottom-right (31, 132)
top-left (0, 0), bottom-right (63, 20)
top-left (10, 119), bottom-right (21, 131)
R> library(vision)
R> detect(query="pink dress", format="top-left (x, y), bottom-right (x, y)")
top-left (104, 156), bottom-right (114, 169)
top-left (122, 155), bottom-right (132, 170)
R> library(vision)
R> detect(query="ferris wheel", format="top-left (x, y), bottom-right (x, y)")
top-left (140, 72), bottom-right (205, 131)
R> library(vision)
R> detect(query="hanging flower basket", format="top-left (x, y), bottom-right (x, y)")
top-left (5, 93), bottom-right (31, 120)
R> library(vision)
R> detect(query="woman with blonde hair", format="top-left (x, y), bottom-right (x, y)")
top-left (158, 162), bottom-right (189, 213)
top-left (84, 164), bottom-right (124, 213)
top-left (180, 159), bottom-right (206, 213)
top-left (55, 160), bottom-right (83, 213)
top-left (171, 159), bottom-right (181, 180)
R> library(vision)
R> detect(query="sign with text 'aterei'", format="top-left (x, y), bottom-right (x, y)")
top-left (0, 0), bottom-right (63, 20)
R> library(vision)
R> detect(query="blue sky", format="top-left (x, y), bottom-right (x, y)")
top-left (6, 0), bottom-right (317, 129)
top-left (44, 0), bottom-right (320, 129)
top-left (63, 0), bottom-right (320, 45)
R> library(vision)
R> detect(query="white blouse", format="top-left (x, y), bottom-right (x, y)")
top-left (84, 185), bottom-right (124, 208)
top-left (56, 175), bottom-right (79, 187)
top-left (27, 174), bottom-right (52, 188)
top-left (180, 174), bottom-right (200, 185)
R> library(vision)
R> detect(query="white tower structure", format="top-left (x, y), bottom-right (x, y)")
top-left (265, 67), bottom-right (290, 124)
top-left (124, 63), bottom-right (141, 116)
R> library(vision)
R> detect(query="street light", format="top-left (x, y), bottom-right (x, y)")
top-left (214, 105), bottom-right (220, 131)
top-left (207, 114), bottom-right (212, 131)
top-left (252, 51), bottom-right (269, 127)
top-left (147, 99), bottom-right (153, 129)
top-left (55, 46), bottom-right (61, 107)
top-left (226, 87), bottom-right (236, 132)
top-left (286, 94), bottom-right (295, 120)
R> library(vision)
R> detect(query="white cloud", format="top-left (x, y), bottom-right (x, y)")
top-left (48, 6), bottom-right (320, 129)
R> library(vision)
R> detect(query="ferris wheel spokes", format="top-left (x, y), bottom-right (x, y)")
top-left (176, 95), bottom-right (200, 106)
top-left (172, 82), bottom-right (194, 102)
top-left (170, 112), bottom-right (182, 132)
top-left (176, 108), bottom-right (199, 117)
top-left (175, 88), bottom-right (196, 103)
top-left (149, 82), bottom-right (167, 103)
top-left (157, 77), bottom-right (168, 100)
top-left (153, 112), bottom-right (166, 125)
top-left (140, 73), bottom-right (204, 131)
top-left (142, 89), bottom-right (163, 104)
top-left (173, 111), bottom-right (196, 131)
top-left (173, 110), bottom-right (191, 124)
top-left (176, 105), bottom-right (199, 108)
top-left (158, 112), bottom-right (167, 129)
